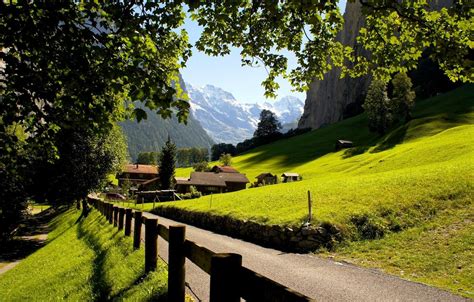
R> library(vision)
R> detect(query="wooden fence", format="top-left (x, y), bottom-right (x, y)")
top-left (88, 197), bottom-right (315, 302)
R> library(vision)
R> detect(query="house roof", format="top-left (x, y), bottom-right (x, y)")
top-left (282, 172), bottom-right (299, 177)
top-left (211, 165), bottom-right (239, 173)
top-left (177, 172), bottom-right (250, 187)
top-left (140, 177), bottom-right (160, 186)
top-left (337, 139), bottom-right (353, 144)
top-left (256, 172), bottom-right (274, 179)
top-left (122, 164), bottom-right (158, 175)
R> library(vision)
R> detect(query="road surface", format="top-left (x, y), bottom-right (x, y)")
top-left (132, 212), bottom-right (468, 302)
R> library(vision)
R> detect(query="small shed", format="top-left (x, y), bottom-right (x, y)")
top-left (281, 172), bottom-right (300, 183)
top-left (335, 140), bottom-right (353, 150)
top-left (255, 173), bottom-right (277, 185)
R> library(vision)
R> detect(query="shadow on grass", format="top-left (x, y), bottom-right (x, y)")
top-left (76, 212), bottom-right (159, 301)
top-left (0, 206), bottom-right (69, 264)
top-left (76, 215), bottom-right (113, 301)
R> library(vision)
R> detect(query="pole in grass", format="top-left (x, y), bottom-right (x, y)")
top-left (307, 190), bottom-right (312, 224)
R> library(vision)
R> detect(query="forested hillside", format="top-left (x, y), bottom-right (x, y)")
top-left (119, 103), bottom-right (214, 161)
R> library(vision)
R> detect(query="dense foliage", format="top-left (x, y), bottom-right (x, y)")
top-left (363, 80), bottom-right (392, 134)
top-left (391, 72), bottom-right (416, 122)
top-left (136, 147), bottom-right (208, 168)
top-left (120, 104), bottom-right (214, 161)
top-left (158, 137), bottom-right (177, 190)
top-left (211, 143), bottom-right (237, 161)
top-left (364, 73), bottom-right (416, 134)
top-left (219, 153), bottom-right (233, 166)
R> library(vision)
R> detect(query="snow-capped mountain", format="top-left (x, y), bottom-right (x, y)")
top-left (186, 83), bottom-right (304, 144)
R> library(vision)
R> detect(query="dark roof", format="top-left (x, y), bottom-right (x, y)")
top-left (282, 172), bottom-right (299, 177)
top-left (211, 165), bottom-right (239, 173)
top-left (121, 164), bottom-right (158, 175)
top-left (140, 177), bottom-right (159, 186)
top-left (178, 172), bottom-right (250, 187)
top-left (256, 172), bottom-right (275, 179)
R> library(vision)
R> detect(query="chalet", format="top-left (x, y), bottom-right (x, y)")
top-left (176, 171), bottom-right (249, 195)
top-left (335, 139), bottom-right (353, 150)
top-left (281, 172), bottom-right (300, 183)
top-left (138, 177), bottom-right (160, 191)
top-left (117, 164), bottom-right (159, 187)
top-left (255, 173), bottom-right (277, 186)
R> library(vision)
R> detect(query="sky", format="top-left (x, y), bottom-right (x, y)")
top-left (181, 1), bottom-right (347, 104)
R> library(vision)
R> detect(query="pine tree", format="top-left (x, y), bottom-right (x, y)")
top-left (363, 80), bottom-right (392, 134)
top-left (253, 109), bottom-right (282, 139)
top-left (158, 136), bottom-right (176, 190)
top-left (391, 72), bottom-right (416, 122)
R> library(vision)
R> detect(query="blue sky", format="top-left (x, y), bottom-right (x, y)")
top-left (181, 1), bottom-right (347, 103)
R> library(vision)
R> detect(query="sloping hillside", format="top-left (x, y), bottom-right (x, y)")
top-left (0, 208), bottom-right (168, 301)
top-left (120, 103), bottom-right (214, 161)
top-left (169, 85), bottom-right (473, 297)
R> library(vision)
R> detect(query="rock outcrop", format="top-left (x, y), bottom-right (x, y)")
top-left (298, 1), bottom-right (369, 129)
top-left (298, 0), bottom-right (453, 130)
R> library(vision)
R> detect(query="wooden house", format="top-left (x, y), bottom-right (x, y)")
top-left (281, 172), bottom-right (300, 183)
top-left (255, 173), bottom-right (277, 186)
top-left (211, 165), bottom-right (239, 173)
top-left (176, 171), bottom-right (249, 195)
top-left (117, 164), bottom-right (159, 187)
top-left (335, 139), bottom-right (353, 150)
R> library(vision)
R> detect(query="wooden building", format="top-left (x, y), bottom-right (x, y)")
top-left (211, 165), bottom-right (239, 173)
top-left (117, 164), bottom-right (159, 187)
top-left (176, 171), bottom-right (249, 195)
top-left (255, 173), bottom-right (277, 186)
top-left (281, 172), bottom-right (300, 183)
top-left (335, 139), bottom-right (353, 150)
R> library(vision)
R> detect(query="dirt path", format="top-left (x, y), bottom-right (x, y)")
top-left (0, 209), bottom-right (58, 276)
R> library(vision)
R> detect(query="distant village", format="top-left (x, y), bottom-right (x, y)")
top-left (111, 163), bottom-right (302, 203)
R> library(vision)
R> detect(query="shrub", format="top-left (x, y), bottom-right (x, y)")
top-left (219, 153), bottom-right (232, 166)
top-left (350, 213), bottom-right (387, 239)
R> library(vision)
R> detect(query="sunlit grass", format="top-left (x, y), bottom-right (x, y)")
top-left (0, 208), bottom-right (168, 301)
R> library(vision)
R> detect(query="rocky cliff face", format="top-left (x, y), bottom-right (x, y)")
top-left (298, 0), bottom-right (452, 129)
top-left (298, 1), bottom-right (369, 129)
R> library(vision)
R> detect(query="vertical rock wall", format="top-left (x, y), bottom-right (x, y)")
top-left (298, 0), bottom-right (453, 130)
top-left (298, 1), bottom-right (369, 129)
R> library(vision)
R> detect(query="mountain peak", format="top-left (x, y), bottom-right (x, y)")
top-left (187, 84), bottom-right (304, 144)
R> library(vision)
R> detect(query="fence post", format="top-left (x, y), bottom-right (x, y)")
top-left (113, 206), bottom-right (119, 227)
top-left (125, 209), bottom-right (132, 236)
top-left (133, 211), bottom-right (143, 249)
top-left (168, 225), bottom-right (186, 302)
top-left (144, 218), bottom-right (158, 273)
top-left (108, 204), bottom-right (113, 224)
top-left (210, 253), bottom-right (242, 302)
top-left (118, 208), bottom-right (125, 230)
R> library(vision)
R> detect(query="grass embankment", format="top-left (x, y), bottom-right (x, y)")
top-left (0, 207), bottom-right (168, 301)
top-left (166, 85), bottom-right (473, 297)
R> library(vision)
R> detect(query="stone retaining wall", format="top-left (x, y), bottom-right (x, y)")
top-left (152, 206), bottom-right (342, 252)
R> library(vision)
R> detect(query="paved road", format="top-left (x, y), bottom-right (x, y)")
top-left (134, 212), bottom-right (468, 302)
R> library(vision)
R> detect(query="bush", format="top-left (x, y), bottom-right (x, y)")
top-left (350, 213), bottom-right (387, 239)
top-left (219, 153), bottom-right (232, 166)
top-left (193, 161), bottom-right (210, 172)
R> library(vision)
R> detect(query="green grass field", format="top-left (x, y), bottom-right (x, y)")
top-left (0, 208), bottom-right (168, 301)
top-left (166, 84), bottom-right (473, 297)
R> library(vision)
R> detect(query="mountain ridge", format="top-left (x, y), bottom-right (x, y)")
top-left (187, 83), bottom-right (304, 144)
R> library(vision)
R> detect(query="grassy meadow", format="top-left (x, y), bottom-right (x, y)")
top-left (165, 84), bottom-right (473, 297)
top-left (0, 208), bottom-right (168, 301)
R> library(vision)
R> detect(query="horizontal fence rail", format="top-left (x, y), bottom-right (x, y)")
top-left (87, 196), bottom-right (315, 302)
